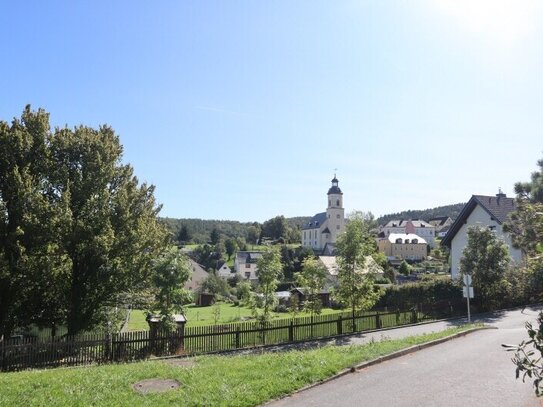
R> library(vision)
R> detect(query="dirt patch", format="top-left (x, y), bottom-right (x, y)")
top-left (133, 379), bottom-right (180, 394)
top-left (164, 358), bottom-right (196, 368)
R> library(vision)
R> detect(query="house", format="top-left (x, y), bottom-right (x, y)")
top-left (317, 255), bottom-right (384, 288)
top-left (378, 233), bottom-right (428, 261)
top-left (234, 251), bottom-right (263, 280)
top-left (184, 259), bottom-right (208, 292)
top-left (441, 191), bottom-right (523, 279)
top-left (216, 261), bottom-right (234, 279)
top-left (381, 219), bottom-right (436, 248)
top-left (301, 175), bottom-right (346, 252)
top-left (429, 216), bottom-right (454, 237)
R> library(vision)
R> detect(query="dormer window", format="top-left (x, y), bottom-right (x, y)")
top-left (395, 238), bottom-right (402, 244)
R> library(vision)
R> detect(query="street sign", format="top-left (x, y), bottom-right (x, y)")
top-left (463, 286), bottom-right (474, 299)
top-left (462, 274), bottom-right (472, 286)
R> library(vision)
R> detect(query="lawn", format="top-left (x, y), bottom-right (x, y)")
top-left (0, 324), bottom-right (480, 407)
top-left (126, 303), bottom-right (346, 330)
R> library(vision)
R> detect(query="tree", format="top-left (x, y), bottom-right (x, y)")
top-left (247, 224), bottom-right (261, 245)
top-left (399, 260), bottom-right (411, 276)
top-left (514, 156), bottom-right (543, 203)
top-left (210, 227), bottom-right (220, 245)
top-left (225, 238), bottom-right (237, 260)
top-left (253, 248), bottom-right (283, 324)
top-left (0, 106), bottom-right (169, 337)
top-left (261, 216), bottom-right (288, 241)
top-left (177, 225), bottom-right (191, 244)
top-left (296, 257), bottom-right (327, 317)
top-left (237, 280), bottom-right (253, 307)
top-left (150, 246), bottom-right (192, 327)
top-left (459, 225), bottom-right (510, 311)
top-left (333, 212), bottom-right (382, 325)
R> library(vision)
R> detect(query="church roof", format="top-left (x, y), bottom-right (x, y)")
top-left (302, 212), bottom-right (327, 230)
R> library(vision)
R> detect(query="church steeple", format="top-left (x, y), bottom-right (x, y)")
top-left (327, 174), bottom-right (343, 209)
top-left (327, 174), bottom-right (342, 196)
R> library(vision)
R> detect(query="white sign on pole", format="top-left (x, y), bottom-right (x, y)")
top-left (463, 286), bottom-right (474, 298)
top-left (463, 274), bottom-right (472, 286)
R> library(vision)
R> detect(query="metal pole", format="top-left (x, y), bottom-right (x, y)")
top-left (466, 287), bottom-right (471, 323)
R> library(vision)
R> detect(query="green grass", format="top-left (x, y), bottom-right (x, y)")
top-left (127, 304), bottom-right (348, 330)
top-left (0, 324), bottom-right (481, 407)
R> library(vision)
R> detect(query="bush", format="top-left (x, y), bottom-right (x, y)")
top-left (376, 279), bottom-right (462, 310)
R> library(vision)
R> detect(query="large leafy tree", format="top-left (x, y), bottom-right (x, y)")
top-left (0, 106), bottom-right (169, 337)
top-left (333, 212), bottom-right (382, 323)
top-left (459, 225), bottom-right (510, 311)
top-left (0, 106), bottom-right (65, 339)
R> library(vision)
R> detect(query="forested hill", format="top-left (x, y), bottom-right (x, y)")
top-left (160, 216), bottom-right (310, 244)
top-left (377, 203), bottom-right (465, 226)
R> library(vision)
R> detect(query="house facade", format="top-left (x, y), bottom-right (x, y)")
top-left (381, 219), bottom-right (436, 248)
top-left (441, 192), bottom-right (523, 279)
top-left (301, 176), bottom-right (345, 251)
top-left (184, 259), bottom-right (208, 292)
top-left (234, 251), bottom-right (263, 280)
top-left (216, 261), bottom-right (234, 279)
top-left (378, 233), bottom-right (428, 261)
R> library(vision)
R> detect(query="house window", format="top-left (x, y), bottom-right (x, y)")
top-left (489, 226), bottom-right (496, 231)
top-left (245, 272), bottom-right (251, 279)
top-left (245, 264), bottom-right (251, 268)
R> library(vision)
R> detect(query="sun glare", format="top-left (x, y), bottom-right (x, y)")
top-left (433, 0), bottom-right (540, 45)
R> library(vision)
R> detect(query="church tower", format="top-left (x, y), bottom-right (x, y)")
top-left (326, 175), bottom-right (345, 243)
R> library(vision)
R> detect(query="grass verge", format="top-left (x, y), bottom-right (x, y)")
top-left (0, 324), bottom-right (481, 407)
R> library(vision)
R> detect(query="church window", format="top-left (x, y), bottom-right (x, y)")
top-left (328, 200), bottom-right (331, 207)
top-left (336, 199), bottom-right (340, 206)
top-left (336, 225), bottom-right (340, 230)
top-left (336, 214), bottom-right (340, 219)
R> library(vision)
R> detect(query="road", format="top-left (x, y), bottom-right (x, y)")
top-left (267, 307), bottom-right (543, 407)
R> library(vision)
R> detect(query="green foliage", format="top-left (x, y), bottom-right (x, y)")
top-left (377, 203), bottom-right (465, 226)
top-left (224, 238), bottom-right (237, 260)
top-left (197, 273), bottom-right (231, 299)
top-left (399, 260), bottom-right (412, 276)
top-left (504, 311), bottom-right (543, 396)
top-left (333, 212), bottom-right (383, 320)
top-left (150, 246), bottom-right (192, 326)
top-left (296, 257), bottom-right (327, 317)
top-left (210, 227), bottom-right (220, 245)
top-left (0, 106), bottom-right (168, 337)
top-left (176, 225), bottom-right (191, 244)
top-left (253, 248), bottom-right (283, 324)
top-left (236, 281), bottom-right (253, 307)
top-left (514, 156), bottom-right (543, 203)
top-left (376, 279), bottom-right (462, 310)
top-left (460, 225), bottom-right (511, 311)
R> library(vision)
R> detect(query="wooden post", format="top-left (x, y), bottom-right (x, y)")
top-left (375, 313), bottom-right (381, 329)
top-left (235, 328), bottom-right (240, 349)
top-left (337, 315), bottom-right (343, 335)
top-left (289, 321), bottom-right (294, 342)
top-left (412, 309), bottom-right (418, 324)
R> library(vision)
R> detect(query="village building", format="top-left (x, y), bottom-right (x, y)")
top-left (381, 219), bottom-right (436, 248)
top-left (234, 251), bottom-right (263, 280)
top-left (378, 233), bottom-right (428, 261)
top-left (216, 261), bottom-right (234, 279)
top-left (301, 176), bottom-right (345, 252)
top-left (441, 191), bottom-right (523, 279)
top-left (184, 259), bottom-right (208, 292)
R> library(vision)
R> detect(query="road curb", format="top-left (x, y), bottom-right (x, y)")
top-left (263, 326), bottom-right (495, 405)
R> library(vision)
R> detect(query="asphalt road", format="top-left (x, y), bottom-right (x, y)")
top-left (267, 307), bottom-right (543, 407)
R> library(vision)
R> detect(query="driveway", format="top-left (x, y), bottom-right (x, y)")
top-left (267, 306), bottom-right (543, 406)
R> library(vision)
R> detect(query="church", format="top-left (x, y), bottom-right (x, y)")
top-left (301, 176), bottom-right (346, 253)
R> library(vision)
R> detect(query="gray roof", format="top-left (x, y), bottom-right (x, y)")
top-left (302, 212), bottom-right (327, 230)
top-left (384, 219), bottom-right (433, 228)
top-left (441, 194), bottom-right (516, 247)
top-left (235, 251), bottom-right (264, 264)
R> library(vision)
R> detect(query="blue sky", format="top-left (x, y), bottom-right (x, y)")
top-left (1, 1), bottom-right (542, 222)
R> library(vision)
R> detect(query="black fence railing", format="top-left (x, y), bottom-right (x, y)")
top-left (1, 306), bottom-right (460, 372)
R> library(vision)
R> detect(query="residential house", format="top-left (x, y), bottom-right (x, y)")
top-left (429, 216), bottom-right (454, 238)
top-left (381, 219), bottom-right (436, 248)
top-left (216, 261), bottom-right (234, 279)
top-left (378, 233), bottom-right (428, 261)
top-left (184, 259), bottom-right (208, 292)
top-left (441, 191), bottom-right (523, 279)
top-left (317, 255), bottom-right (384, 288)
top-left (234, 251), bottom-right (263, 280)
top-left (302, 176), bottom-right (345, 252)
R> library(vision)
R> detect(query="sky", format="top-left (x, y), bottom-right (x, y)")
top-left (1, 1), bottom-right (542, 222)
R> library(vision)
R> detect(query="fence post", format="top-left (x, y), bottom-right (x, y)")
top-left (337, 315), bottom-right (343, 335)
top-left (375, 313), bottom-right (381, 329)
top-left (235, 328), bottom-right (240, 349)
top-left (289, 321), bottom-right (294, 342)
top-left (412, 309), bottom-right (418, 324)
